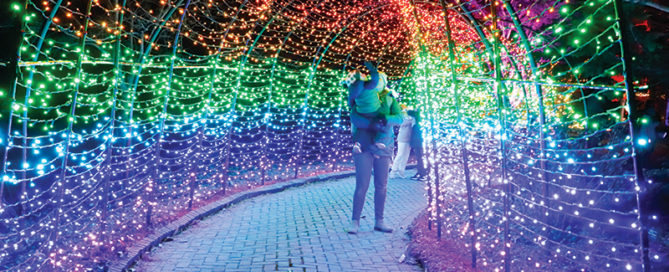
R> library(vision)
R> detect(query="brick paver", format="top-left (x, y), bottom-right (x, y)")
top-left (135, 171), bottom-right (426, 272)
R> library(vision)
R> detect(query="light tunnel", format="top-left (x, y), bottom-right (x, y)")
top-left (0, 0), bottom-right (654, 271)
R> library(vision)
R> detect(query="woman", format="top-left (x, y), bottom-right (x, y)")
top-left (346, 85), bottom-right (404, 234)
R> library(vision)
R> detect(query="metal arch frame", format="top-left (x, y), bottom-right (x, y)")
top-left (0, 0), bottom-right (66, 269)
top-left (487, 4), bottom-right (512, 271)
top-left (435, 0), bottom-right (551, 268)
top-left (436, 0), bottom-right (477, 267)
top-left (146, 0), bottom-right (193, 226)
top-left (222, 0), bottom-right (300, 181)
top-left (409, 0), bottom-right (533, 128)
top-left (613, 0), bottom-right (651, 270)
top-left (260, 0), bottom-right (328, 183)
top-left (99, 0), bottom-right (129, 243)
top-left (405, 1), bottom-right (541, 270)
top-left (0, 0), bottom-right (32, 207)
top-left (0, 1), bottom-right (647, 270)
top-left (1, 0), bottom-right (64, 207)
top-left (414, 1), bottom-right (644, 271)
top-left (331, 52), bottom-right (353, 172)
top-left (52, 0), bottom-right (95, 245)
top-left (205, 0), bottom-right (250, 191)
top-left (121, 0), bottom-right (187, 195)
top-left (124, 0), bottom-right (186, 159)
top-left (497, 1), bottom-right (551, 224)
top-left (454, 2), bottom-right (532, 111)
top-left (408, 0), bottom-right (445, 237)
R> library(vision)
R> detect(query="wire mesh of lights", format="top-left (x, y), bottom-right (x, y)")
top-left (392, 0), bottom-right (654, 271)
top-left (0, 0), bottom-right (653, 271)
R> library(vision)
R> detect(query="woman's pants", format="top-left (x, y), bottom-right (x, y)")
top-left (390, 142), bottom-right (411, 176)
top-left (351, 152), bottom-right (390, 221)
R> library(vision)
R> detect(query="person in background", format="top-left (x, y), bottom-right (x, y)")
top-left (408, 109), bottom-right (427, 181)
top-left (390, 105), bottom-right (413, 179)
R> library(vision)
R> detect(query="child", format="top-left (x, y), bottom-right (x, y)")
top-left (341, 61), bottom-right (391, 154)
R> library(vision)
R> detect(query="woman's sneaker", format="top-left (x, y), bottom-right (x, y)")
top-left (411, 174), bottom-right (426, 181)
top-left (346, 220), bottom-right (360, 234)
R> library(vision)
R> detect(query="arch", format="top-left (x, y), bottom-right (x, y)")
top-left (0, 1), bottom-right (649, 271)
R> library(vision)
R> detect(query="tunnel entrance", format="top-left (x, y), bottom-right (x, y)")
top-left (0, 0), bottom-right (653, 271)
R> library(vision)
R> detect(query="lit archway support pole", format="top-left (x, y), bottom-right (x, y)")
top-left (220, 40), bottom-right (248, 193)
top-left (333, 53), bottom-right (353, 172)
top-left (409, 0), bottom-right (444, 238)
top-left (0, 0), bottom-right (32, 207)
top-left (396, 58), bottom-right (417, 94)
top-left (613, 0), bottom-right (651, 270)
top-left (264, 0), bottom-right (326, 181)
top-left (294, 47), bottom-right (322, 178)
top-left (499, 0), bottom-right (550, 222)
top-left (211, 1), bottom-right (250, 193)
top-left (227, 0), bottom-right (297, 180)
top-left (1, 0), bottom-right (64, 210)
top-left (99, 0), bottom-right (128, 244)
top-left (53, 0), bottom-right (95, 243)
top-left (148, 0), bottom-right (192, 224)
top-left (206, 0), bottom-right (249, 197)
top-left (438, 0), bottom-right (477, 267)
top-left (490, 2), bottom-right (511, 271)
top-left (455, 4), bottom-right (532, 121)
top-left (124, 1), bottom-right (184, 175)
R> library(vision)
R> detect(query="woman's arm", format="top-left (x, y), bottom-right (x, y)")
top-left (362, 61), bottom-right (379, 90)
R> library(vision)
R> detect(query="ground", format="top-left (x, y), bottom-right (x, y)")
top-left (133, 171), bottom-right (426, 272)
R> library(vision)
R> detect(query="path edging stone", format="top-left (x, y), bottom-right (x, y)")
top-left (111, 170), bottom-right (355, 272)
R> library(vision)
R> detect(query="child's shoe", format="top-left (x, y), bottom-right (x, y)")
top-left (340, 71), bottom-right (361, 88)
top-left (352, 142), bottom-right (362, 154)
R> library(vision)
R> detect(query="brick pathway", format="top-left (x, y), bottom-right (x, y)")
top-left (134, 171), bottom-right (426, 272)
